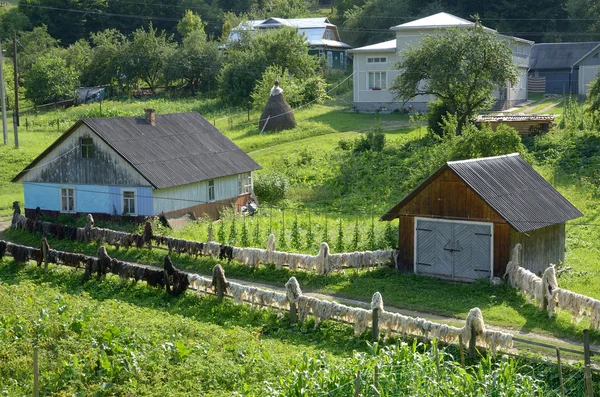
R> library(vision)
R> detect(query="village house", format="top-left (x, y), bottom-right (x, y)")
top-left (381, 153), bottom-right (582, 282)
top-left (227, 17), bottom-right (352, 69)
top-left (349, 12), bottom-right (533, 112)
top-left (12, 110), bottom-right (261, 220)
top-left (528, 42), bottom-right (600, 97)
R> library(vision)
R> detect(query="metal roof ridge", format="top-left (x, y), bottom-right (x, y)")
top-left (447, 153), bottom-right (520, 164)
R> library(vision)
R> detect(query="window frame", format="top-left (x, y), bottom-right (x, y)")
top-left (60, 187), bottom-right (76, 213)
top-left (367, 71), bottom-right (387, 90)
top-left (121, 189), bottom-right (137, 217)
top-left (208, 179), bottom-right (215, 202)
top-left (238, 172), bottom-right (253, 195)
top-left (366, 57), bottom-right (387, 64)
top-left (80, 137), bottom-right (94, 159)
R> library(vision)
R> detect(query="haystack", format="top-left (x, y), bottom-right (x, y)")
top-left (258, 81), bottom-right (296, 132)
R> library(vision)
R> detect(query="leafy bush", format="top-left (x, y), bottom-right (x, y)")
top-left (339, 125), bottom-right (386, 153)
top-left (427, 100), bottom-right (451, 136)
top-left (254, 172), bottom-right (290, 204)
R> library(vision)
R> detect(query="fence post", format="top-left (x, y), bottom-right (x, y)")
top-left (584, 329), bottom-right (594, 397)
top-left (211, 264), bottom-right (227, 304)
top-left (33, 346), bottom-right (39, 397)
top-left (41, 237), bottom-right (49, 271)
top-left (208, 223), bottom-right (213, 242)
top-left (373, 366), bottom-right (380, 396)
top-left (371, 292), bottom-right (383, 341)
top-left (285, 277), bottom-right (302, 326)
top-left (354, 371), bottom-right (361, 397)
top-left (556, 347), bottom-right (565, 397)
top-left (434, 340), bottom-right (441, 379)
top-left (468, 324), bottom-right (477, 359)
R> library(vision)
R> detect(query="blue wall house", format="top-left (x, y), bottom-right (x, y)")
top-left (12, 110), bottom-right (261, 220)
top-left (529, 42), bottom-right (600, 96)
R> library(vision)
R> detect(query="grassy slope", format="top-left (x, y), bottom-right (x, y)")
top-left (0, 258), bottom-right (364, 396)
top-left (2, 97), bottom-right (600, 344)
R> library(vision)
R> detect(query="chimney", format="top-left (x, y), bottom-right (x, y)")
top-left (145, 108), bottom-right (156, 126)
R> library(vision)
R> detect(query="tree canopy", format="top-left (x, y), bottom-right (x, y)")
top-left (24, 55), bottom-right (80, 105)
top-left (391, 22), bottom-right (518, 135)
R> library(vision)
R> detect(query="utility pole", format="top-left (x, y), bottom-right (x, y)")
top-left (12, 31), bottom-right (18, 127)
top-left (12, 31), bottom-right (18, 148)
top-left (0, 39), bottom-right (8, 145)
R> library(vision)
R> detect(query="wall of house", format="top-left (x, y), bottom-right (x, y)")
top-left (21, 124), bottom-right (150, 186)
top-left (532, 69), bottom-right (578, 95)
top-left (392, 168), bottom-right (510, 276)
top-left (152, 174), bottom-right (241, 215)
top-left (309, 48), bottom-right (348, 69)
top-left (23, 182), bottom-right (153, 216)
top-left (509, 223), bottom-right (565, 275)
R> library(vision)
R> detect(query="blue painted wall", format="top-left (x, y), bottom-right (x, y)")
top-left (536, 69), bottom-right (578, 95)
top-left (23, 183), bottom-right (153, 216)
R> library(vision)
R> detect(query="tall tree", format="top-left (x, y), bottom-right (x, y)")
top-left (122, 24), bottom-right (176, 92)
top-left (391, 22), bottom-right (517, 135)
top-left (84, 29), bottom-right (126, 88)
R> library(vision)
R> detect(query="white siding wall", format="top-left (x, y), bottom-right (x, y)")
top-left (579, 65), bottom-right (600, 97)
top-left (353, 51), bottom-right (400, 106)
top-left (152, 174), bottom-right (239, 214)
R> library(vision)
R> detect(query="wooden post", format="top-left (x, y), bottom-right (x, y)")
top-left (289, 300), bottom-right (297, 325)
top-left (434, 340), bottom-right (441, 379)
top-left (354, 371), bottom-right (360, 397)
top-left (208, 223), bottom-right (213, 242)
top-left (459, 335), bottom-right (465, 368)
top-left (468, 324), bottom-right (477, 359)
top-left (372, 307), bottom-right (380, 342)
top-left (556, 347), bottom-right (565, 397)
top-left (33, 346), bottom-right (39, 397)
top-left (285, 277), bottom-right (301, 326)
top-left (41, 238), bottom-right (48, 271)
top-left (584, 329), bottom-right (594, 397)
top-left (216, 274), bottom-right (224, 303)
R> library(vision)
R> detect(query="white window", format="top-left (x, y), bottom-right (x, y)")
top-left (368, 71), bottom-right (387, 90)
top-left (327, 51), bottom-right (333, 68)
top-left (208, 180), bottom-right (215, 202)
top-left (80, 137), bottom-right (94, 159)
top-left (238, 172), bottom-right (252, 195)
top-left (340, 52), bottom-right (345, 66)
top-left (122, 190), bottom-right (137, 216)
top-left (367, 57), bottom-right (387, 64)
top-left (325, 29), bottom-right (332, 40)
top-left (61, 188), bottom-right (75, 213)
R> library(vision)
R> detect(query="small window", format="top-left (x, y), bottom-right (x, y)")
top-left (122, 190), bottom-right (136, 216)
top-left (238, 172), bottom-right (252, 195)
top-left (61, 188), bottom-right (75, 213)
top-left (81, 137), bottom-right (94, 159)
top-left (368, 71), bottom-right (387, 90)
top-left (367, 57), bottom-right (387, 64)
top-left (208, 180), bottom-right (215, 202)
top-left (325, 29), bottom-right (332, 40)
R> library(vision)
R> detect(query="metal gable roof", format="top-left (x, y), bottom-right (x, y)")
top-left (82, 113), bottom-right (261, 189)
top-left (381, 154), bottom-right (582, 232)
top-left (13, 112), bottom-right (261, 190)
top-left (530, 42), bottom-right (600, 70)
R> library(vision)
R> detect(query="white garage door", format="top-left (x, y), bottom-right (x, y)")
top-left (415, 218), bottom-right (493, 281)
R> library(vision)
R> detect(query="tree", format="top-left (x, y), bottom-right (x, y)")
top-left (0, 7), bottom-right (30, 41)
top-left (122, 24), bottom-right (176, 92)
top-left (14, 25), bottom-right (59, 73)
top-left (391, 22), bottom-right (517, 136)
top-left (219, 27), bottom-right (320, 105)
top-left (25, 55), bottom-right (79, 105)
top-left (176, 10), bottom-right (206, 40)
top-left (84, 29), bottom-right (126, 88)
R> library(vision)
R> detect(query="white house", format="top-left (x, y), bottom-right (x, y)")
top-left (12, 110), bottom-right (261, 221)
top-left (349, 12), bottom-right (533, 112)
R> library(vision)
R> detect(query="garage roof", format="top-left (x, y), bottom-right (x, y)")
top-left (381, 153), bottom-right (582, 232)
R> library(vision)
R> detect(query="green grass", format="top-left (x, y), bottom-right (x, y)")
top-left (527, 92), bottom-right (546, 103)
top-left (1, 258), bottom-right (583, 396)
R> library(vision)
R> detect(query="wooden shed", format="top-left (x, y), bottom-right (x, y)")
top-left (475, 115), bottom-right (555, 137)
top-left (381, 154), bottom-right (582, 281)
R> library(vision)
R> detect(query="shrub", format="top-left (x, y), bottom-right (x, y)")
top-left (254, 172), bottom-right (289, 204)
top-left (427, 100), bottom-right (451, 136)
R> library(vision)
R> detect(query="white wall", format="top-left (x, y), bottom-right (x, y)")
top-left (579, 65), bottom-right (600, 97)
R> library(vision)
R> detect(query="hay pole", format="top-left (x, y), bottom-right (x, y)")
top-left (584, 329), bottom-right (594, 397)
top-left (260, 115), bottom-right (270, 134)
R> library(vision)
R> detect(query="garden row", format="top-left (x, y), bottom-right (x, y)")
top-left (11, 213), bottom-right (397, 274)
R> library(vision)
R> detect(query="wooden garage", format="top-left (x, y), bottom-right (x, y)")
top-left (381, 153), bottom-right (582, 281)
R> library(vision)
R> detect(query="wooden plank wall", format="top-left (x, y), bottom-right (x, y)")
top-left (395, 168), bottom-right (511, 276)
top-left (510, 223), bottom-right (565, 275)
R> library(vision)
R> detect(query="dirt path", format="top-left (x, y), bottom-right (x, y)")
top-left (520, 98), bottom-right (564, 115)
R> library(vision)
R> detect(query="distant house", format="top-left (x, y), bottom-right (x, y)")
top-left (227, 17), bottom-right (352, 69)
top-left (381, 154), bottom-right (582, 281)
top-left (349, 12), bottom-right (533, 112)
top-left (12, 110), bottom-right (261, 220)
top-left (529, 42), bottom-right (600, 96)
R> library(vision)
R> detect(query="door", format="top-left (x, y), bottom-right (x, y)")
top-left (415, 218), bottom-right (492, 280)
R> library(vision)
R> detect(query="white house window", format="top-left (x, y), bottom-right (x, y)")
top-left (340, 52), bottom-right (345, 66)
top-left (81, 137), bottom-right (94, 159)
top-left (368, 71), bottom-right (387, 90)
top-left (238, 172), bottom-right (252, 195)
top-left (367, 57), bottom-right (387, 64)
top-left (208, 179), bottom-right (215, 202)
top-left (122, 190), bottom-right (137, 216)
top-left (61, 188), bottom-right (75, 213)
top-left (327, 51), bottom-right (333, 68)
top-left (325, 29), bottom-right (332, 40)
